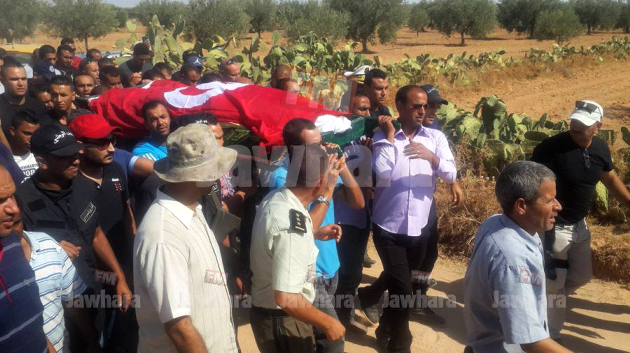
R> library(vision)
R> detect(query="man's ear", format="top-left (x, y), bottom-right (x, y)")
top-left (514, 198), bottom-right (527, 216)
top-left (35, 155), bottom-right (47, 169)
top-left (9, 126), bottom-right (16, 137)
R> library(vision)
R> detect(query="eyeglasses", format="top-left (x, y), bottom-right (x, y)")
top-left (575, 101), bottom-right (602, 117)
top-left (84, 136), bottom-right (116, 150)
top-left (582, 148), bottom-right (591, 169)
top-left (411, 103), bottom-right (428, 110)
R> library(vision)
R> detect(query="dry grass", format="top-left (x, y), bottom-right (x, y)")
top-left (591, 224), bottom-right (630, 284)
top-left (436, 176), bottom-right (501, 259)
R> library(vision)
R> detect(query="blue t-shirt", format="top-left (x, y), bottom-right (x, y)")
top-left (271, 158), bottom-right (341, 279)
top-left (132, 138), bottom-right (168, 161)
top-left (114, 148), bottom-right (139, 181)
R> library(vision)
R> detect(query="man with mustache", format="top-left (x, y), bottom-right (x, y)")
top-left (15, 123), bottom-right (132, 352)
top-left (69, 113), bottom-right (138, 352)
top-left (132, 100), bottom-right (171, 161)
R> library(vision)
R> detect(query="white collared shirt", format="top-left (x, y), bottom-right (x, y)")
top-left (134, 189), bottom-right (238, 353)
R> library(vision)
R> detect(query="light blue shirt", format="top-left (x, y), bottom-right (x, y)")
top-left (270, 156), bottom-right (341, 279)
top-left (464, 215), bottom-right (549, 353)
top-left (132, 138), bottom-right (168, 161)
top-left (24, 231), bottom-right (87, 353)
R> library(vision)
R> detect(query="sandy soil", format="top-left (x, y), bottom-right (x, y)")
top-left (234, 244), bottom-right (630, 353)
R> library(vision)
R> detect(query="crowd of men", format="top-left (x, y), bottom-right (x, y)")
top-left (1, 39), bottom-right (629, 353)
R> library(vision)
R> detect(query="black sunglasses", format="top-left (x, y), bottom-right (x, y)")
top-left (84, 136), bottom-right (117, 151)
top-left (582, 149), bottom-right (591, 169)
top-left (575, 101), bottom-right (601, 117)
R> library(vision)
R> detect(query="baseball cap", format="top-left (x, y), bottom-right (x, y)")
top-left (68, 113), bottom-right (121, 140)
top-left (31, 124), bottom-right (83, 157)
top-left (420, 84), bottom-right (448, 105)
top-left (185, 55), bottom-right (204, 68)
top-left (568, 100), bottom-right (603, 127)
top-left (34, 60), bottom-right (57, 80)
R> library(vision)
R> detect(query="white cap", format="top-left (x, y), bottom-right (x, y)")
top-left (343, 65), bottom-right (372, 78)
top-left (568, 100), bottom-right (603, 127)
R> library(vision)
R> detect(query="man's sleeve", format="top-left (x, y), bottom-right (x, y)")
top-left (271, 225), bottom-right (312, 294)
top-left (531, 140), bottom-right (553, 168)
top-left (137, 241), bottom-right (191, 323)
top-left (434, 132), bottom-right (457, 183)
top-left (489, 263), bottom-right (549, 345)
top-left (372, 135), bottom-right (396, 182)
top-left (59, 246), bottom-right (87, 301)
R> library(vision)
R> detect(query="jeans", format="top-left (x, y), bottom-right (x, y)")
top-left (313, 273), bottom-right (344, 353)
top-left (334, 224), bottom-right (371, 325)
top-left (361, 224), bottom-right (428, 353)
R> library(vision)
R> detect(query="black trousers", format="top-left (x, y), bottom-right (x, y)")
top-left (414, 199), bottom-right (439, 293)
top-left (360, 224), bottom-right (429, 353)
top-left (334, 224), bottom-right (371, 325)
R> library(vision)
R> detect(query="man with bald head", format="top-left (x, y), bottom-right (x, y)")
top-left (360, 85), bottom-right (458, 352)
top-left (270, 64), bottom-right (292, 88)
top-left (219, 58), bottom-right (241, 82)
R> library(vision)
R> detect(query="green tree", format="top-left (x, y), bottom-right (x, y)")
top-left (113, 6), bottom-right (129, 29)
top-left (618, 3), bottom-right (630, 33)
top-left (187, 0), bottom-right (250, 42)
top-left (409, 3), bottom-right (430, 36)
top-left (45, 0), bottom-right (118, 50)
top-left (0, 0), bottom-right (44, 43)
top-left (430, 0), bottom-right (497, 46)
top-left (244, 0), bottom-right (276, 37)
top-left (573, 0), bottom-right (621, 34)
top-left (278, 1), bottom-right (349, 41)
top-left (533, 5), bottom-right (583, 43)
top-left (497, 0), bottom-right (560, 37)
top-left (330, 0), bottom-right (406, 53)
top-left (133, 0), bottom-right (188, 29)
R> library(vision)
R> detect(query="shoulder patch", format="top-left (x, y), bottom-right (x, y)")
top-left (289, 209), bottom-right (307, 235)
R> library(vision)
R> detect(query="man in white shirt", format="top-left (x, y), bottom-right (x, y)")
top-left (9, 110), bottom-right (41, 180)
top-left (134, 124), bottom-right (239, 353)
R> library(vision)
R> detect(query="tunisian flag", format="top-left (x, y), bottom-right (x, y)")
top-left (89, 80), bottom-right (345, 146)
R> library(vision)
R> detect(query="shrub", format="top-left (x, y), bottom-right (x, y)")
top-left (429, 0), bottom-right (498, 46)
top-left (533, 5), bottom-right (583, 43)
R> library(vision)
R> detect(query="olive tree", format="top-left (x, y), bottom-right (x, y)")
top-left (409, 3), bottom-right (430, 36)
top-left (45, 0), bottom-right (118, 50)
top-left (533, 4), bottom-right (583, 43)
top-left (430, 0), bottom-right (497, 46)
top-left (0, 0), bottom-right (44, 43)
top-left (245, 0), bottom-right (276, 37)
top-left (330, 0), bottom-right (406, 53)
top-left (497, 0), bottom-right (561, 37)
top-left (573, 0), bottom-right (621, 35)
top-left (277, 1), bottom-right (348, 41)
top-left (187, 0), bottom-right (250, 42)
top-left (133, 0), bottom-right (188, 29)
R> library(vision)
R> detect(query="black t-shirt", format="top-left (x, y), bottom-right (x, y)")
top-left (531, 131), bottom-right (614, 224)
top-left (0, 93), bottom-right (47, 136)
top-left (119, 60), bottom-right (153, 87)
top-left (74, 162), bottom-right (132, 276)
top-left (369, 104), bottom-right (391, 119)
top-left (16, 173), bottom-right (101, 288)
top-left (55, 64), bottom-right (81, 81)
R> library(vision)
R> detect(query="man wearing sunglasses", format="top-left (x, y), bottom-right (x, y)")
top-left (69, 113), bottom-right (139, 352)
top-left (220, 58), bottom-right (241, 82)
top-left (532, 100), bottom-right (630, 343)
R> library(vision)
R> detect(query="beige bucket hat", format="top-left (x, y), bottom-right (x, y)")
top-left (154, 123), bottom-right (237, 183)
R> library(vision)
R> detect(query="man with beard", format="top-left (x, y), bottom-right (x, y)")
top-left (70, 114), bottom-right (138, 353)
top-left (132, 100), bottom-right (171, 161)
top-left (74, 74), bottom-right (96, 98)
top-left (56, 45), bottom-right (81, 81)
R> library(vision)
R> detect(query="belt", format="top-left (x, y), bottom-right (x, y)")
top-left (252, 305), bottom-right (289, 318)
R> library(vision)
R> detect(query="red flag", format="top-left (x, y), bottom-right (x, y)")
top-left (89, 80), bottom-right (346, 146)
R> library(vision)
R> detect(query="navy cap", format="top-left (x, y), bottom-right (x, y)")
top-left (185, 55), bottom-right (204, 68)
top-left (31, 124), bottom-right (83, 157)
top-left (420, 84), bottom-right (448, 105)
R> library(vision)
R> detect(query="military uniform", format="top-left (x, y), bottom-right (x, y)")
top-left (250, 187), bottom-right (319, 353)
top-left (464, 215), bottom-right (550, 353)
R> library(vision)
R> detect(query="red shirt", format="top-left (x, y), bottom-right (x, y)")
top-left (72, 56), bottom-right (82, 68)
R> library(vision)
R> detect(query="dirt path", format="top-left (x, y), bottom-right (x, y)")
top-left (235, 244), bottom-right (630, 353)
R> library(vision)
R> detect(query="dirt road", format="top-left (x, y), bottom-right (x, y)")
top-left (235, 244), bottom-right (630, 353)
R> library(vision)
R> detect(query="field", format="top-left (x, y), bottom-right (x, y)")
top-left (19, 25), bottom-right (630, 352)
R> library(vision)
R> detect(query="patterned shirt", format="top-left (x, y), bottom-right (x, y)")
top-left (24, 231), bottom-right (87, 353)
top-left (132, 138), bottom-right (168, 161)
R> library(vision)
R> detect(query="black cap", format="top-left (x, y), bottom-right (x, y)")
top-left (31, 124), bottom-right (83, 157)
top-left (420, 84), bottom-right (448, 105)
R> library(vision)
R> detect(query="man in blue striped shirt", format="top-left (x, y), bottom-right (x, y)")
top-left (16, 218), bottom-right (97, 353)
top-left (0, 164), bottom-right (50, 353)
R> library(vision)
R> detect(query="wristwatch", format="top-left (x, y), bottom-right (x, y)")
top-left (315, 196), bottom-right (330, 207)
